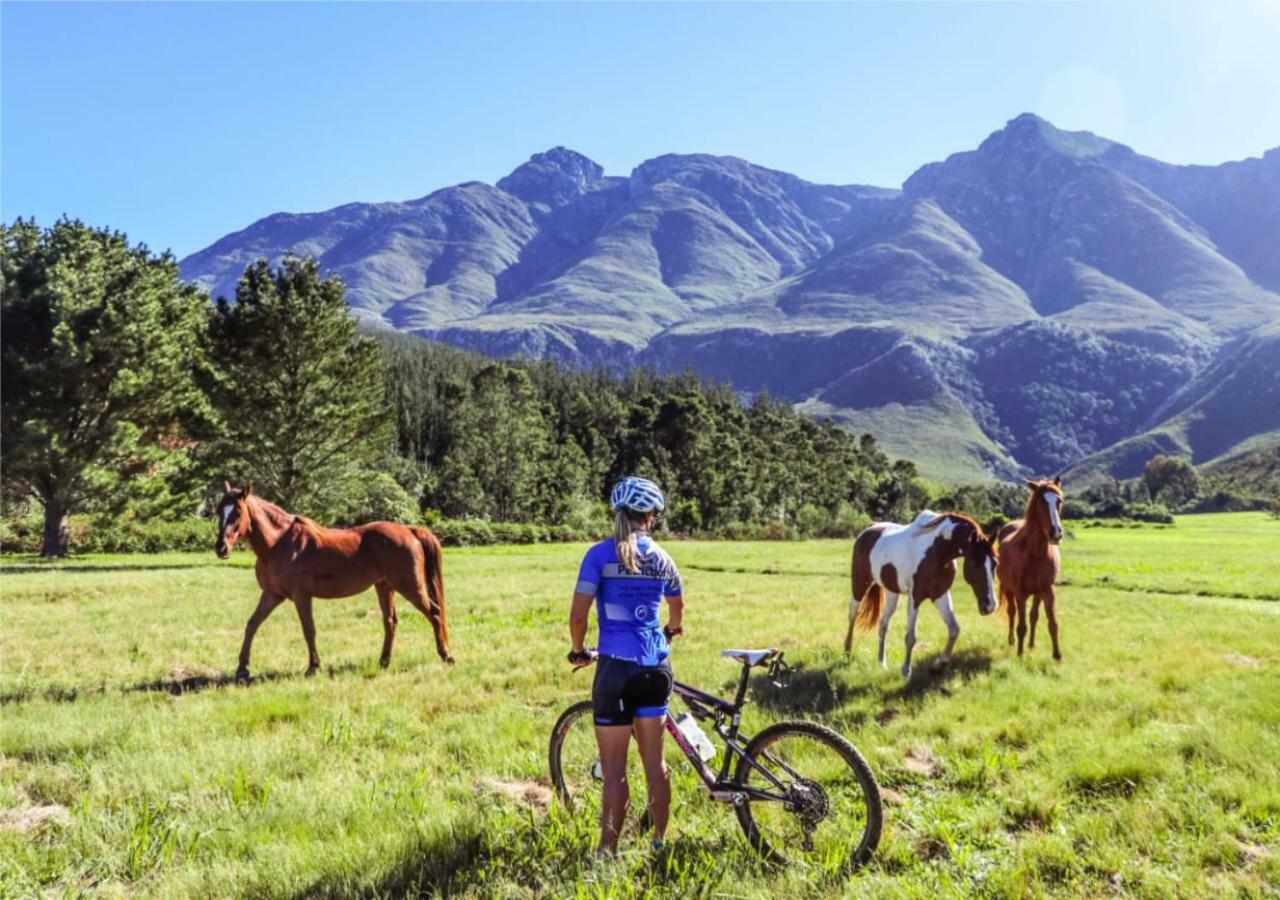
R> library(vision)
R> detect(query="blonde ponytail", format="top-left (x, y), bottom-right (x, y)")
top-left (615, 509), bottom-right (646, 573)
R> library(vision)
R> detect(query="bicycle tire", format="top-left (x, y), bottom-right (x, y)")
top-left (733, 720), bottom-right (882, 868)
top-left (548, 699), bottom-right (596, 810)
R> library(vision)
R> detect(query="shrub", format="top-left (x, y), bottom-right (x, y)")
top-left (1061, 499), bottom-right (1095, 520)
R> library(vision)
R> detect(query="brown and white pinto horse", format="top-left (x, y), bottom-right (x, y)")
top-left (996, 478), bottom-right (1064, 660)
top-left (844, 511), bottom-right (998, 677)
top-left (214, 483), bottom-right (452, 682)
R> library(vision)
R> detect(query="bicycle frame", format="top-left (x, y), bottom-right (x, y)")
top-left (663, 662), bottom-right (801, 805)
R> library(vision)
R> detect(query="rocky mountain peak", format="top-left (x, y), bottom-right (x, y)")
top-left (980, 112), bottom-right (1117, 161)
top-left (496, 147), bottom-right (607, 208)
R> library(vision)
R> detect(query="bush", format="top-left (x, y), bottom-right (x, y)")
top-left (1061, 499), bottom-right (1095, 520)
top-left (0, 514), bottom-right (214, 555)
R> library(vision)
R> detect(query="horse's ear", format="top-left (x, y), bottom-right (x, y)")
top-left (224, 480), bottom-right (232, 493)
top-left (244, 482), bottom-right (253, 497)
top-left (1024, 478), bottom-right (1037, 488)
top-left (1053, 474), bottom-right (1062, 487)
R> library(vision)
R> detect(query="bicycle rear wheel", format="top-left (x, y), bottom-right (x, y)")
top-left (548, 699), bottom-right (650, 829)
top-left (733, 721), bottom-right (881, 869)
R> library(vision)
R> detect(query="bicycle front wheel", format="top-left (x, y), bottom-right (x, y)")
top-left (733, 721), bottom-right (882, 869)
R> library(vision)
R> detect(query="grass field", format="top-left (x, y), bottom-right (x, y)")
top-left (2, 513), bottom-right (1278, 897)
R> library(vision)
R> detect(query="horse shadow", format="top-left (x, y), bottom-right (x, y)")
top-left (886, 647), bottom-right (993, 702)
top-left (126, 661), bottom-right (364, 697)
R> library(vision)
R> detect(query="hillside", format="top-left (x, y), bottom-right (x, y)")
top-left (182, 116), bottom-right (1280, 483)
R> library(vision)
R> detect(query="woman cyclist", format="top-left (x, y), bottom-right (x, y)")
top-left (568, 476), bottom-right (685, 855)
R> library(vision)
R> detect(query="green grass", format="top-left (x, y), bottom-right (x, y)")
top-left (2, 513), bottom-right (1278, 897)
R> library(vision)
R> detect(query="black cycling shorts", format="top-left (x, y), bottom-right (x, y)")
top-left (592, 655), bottom-right (673, 726)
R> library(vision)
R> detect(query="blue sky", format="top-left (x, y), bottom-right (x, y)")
top-left (4, 2), bottom-right (1279, 258)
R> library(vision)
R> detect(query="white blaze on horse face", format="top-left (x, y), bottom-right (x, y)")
top-left (1045, 492), bottom-right (1063, 538)
top-left (984, 555), bottom-right (997, 613)
top-left (220, 503), bottom-right (238, 541)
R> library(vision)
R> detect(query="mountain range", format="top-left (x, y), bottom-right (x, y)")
top-left (181, 114), bottom-right (1280, 484)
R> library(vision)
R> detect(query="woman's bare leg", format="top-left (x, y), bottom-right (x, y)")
top-left (595, 724), bottom-right (632, 852)
top-left (632, 715), bottom-right (671, 839)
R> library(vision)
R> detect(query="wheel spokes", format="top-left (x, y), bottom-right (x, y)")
top-left (743, 733), bottom-right (871, 866)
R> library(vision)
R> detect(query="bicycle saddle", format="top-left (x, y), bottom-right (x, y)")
top-left (720, 648), bottom-right (779, 667)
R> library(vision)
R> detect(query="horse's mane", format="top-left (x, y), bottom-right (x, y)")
top-left (918, 511), bottom-right (987, 540)
top-left (248, 494), bottom-right (296, 529)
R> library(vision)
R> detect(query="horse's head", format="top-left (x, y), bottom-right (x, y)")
top-left (214, 481), bottom-right (252, 559)
top-left (956, 520), bottom-right (999, 616)
top-left (1024, 476), bottom-right (1065, 544)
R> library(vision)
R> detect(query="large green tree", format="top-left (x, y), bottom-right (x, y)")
top-left (1, 219), bottom-right (212, 556)
top-left (1143, 454), bottom-right (1199, 507)
top-left (207, 257), bottom-right (396, 516)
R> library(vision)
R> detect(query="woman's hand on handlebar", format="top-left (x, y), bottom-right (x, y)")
top-left (567, 648), bottom-right (597, 668)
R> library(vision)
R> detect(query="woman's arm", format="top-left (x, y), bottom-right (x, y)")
top-left (569, 592), bottom-right (594, 656)
top-left (665, 594), bottom-right (684, 635)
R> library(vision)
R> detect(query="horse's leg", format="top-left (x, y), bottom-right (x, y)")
top-left (401, 585), bottom-right (453, 664)
top-left (877, 593), bottom-right (899, 668)
top-left (933, 591), bottom-right (960, 669)
top-left (901, 597), bottom-right (921, 679)
top-left (1043, 585), bottom-right (1062, 662)
top-left (1015, 594), bottom-right (1028, 657)
top-left (237, 591), bottom-right (284, 682)
top-left (1028, 595), bottom-right (1041, 650)
top-left (843, 593), bottom-right (859, 654)
top-left (292, 595), bottom-right (321, 676)
top-left (375, 583), bottom-right (398, 668)
top-left (1005, 589), bottom-right (1016, 646)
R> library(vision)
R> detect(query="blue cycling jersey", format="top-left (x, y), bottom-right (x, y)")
top-left (575, 536), bottom-right (683, 666)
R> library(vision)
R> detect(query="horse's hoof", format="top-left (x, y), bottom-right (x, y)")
top-left (930, 657), bottom-right (948, 673)
top-left (235, 668), bottom-right (250, 684)
top-left (900, 666), bottom-right (912, 679)
top-left (379, 657), bottom-right (391, 669)
top-left (1054, 653), bottom-right (1063, 663)
top-left (305, 666), bottom-right (318, 678)
top-left (444, 656), bottom-right (455, 665)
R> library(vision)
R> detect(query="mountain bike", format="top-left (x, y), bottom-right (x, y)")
top-left (548, 647), bottom-right (882, 867)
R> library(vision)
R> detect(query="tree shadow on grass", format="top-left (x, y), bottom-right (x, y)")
top-left (0, 561), bottom-right (231, 575)
top-left (748, 662), bottom-right (876, 716)
top-left (1, 662), bottom-right (366, 705)
top-left (885, 647), bottom-right (993, 702)
top-left (291, 825), bottom-right (487, 898)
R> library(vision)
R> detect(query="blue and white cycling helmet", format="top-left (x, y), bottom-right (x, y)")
top-left (610, 476), bottom-right (666, 513)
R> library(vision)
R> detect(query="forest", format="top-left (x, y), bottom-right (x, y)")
top-left (4, 220), bottom-right (1271, 557)
top-left (1, 220), bottom-right (931, 556)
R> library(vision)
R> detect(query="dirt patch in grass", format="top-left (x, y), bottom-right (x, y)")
top-left (476, 777), bottom-right (553, 812)
top-left (904, 748), bottom-right (941, 778)
top-left (0, 804), bottom-right (69, 833)
top-left (1223, 653), bottom-right (1262, 667)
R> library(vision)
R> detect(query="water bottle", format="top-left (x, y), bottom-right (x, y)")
top-left (675, 712), bottom-right (716, 762)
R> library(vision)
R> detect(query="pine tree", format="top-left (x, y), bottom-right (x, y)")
top-left (1, 219), bottom-right (212, 556)
top-left (207, 257), bottom-right (394, 516)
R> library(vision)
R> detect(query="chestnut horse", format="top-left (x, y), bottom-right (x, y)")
top-left (996, 478), bottom-right (1064, 660)
top-left (844, 511), bottom-right (998, 677)
top-left (214, 483), bottom-right (452, 682)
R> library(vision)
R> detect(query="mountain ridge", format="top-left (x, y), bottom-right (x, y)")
top-left (181, 115), bottom-right (1280, 483)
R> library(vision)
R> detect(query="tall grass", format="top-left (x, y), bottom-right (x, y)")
top-left (1, 513), bottom-right (1277, 896)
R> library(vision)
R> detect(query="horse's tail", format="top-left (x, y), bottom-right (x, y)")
top-left (412, 527), bottom-right (448, 645)
top-left (855, 582), bottom-right (884, 632)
